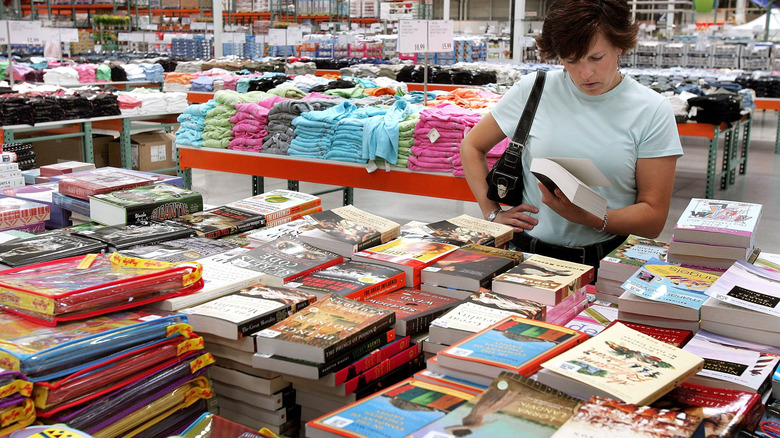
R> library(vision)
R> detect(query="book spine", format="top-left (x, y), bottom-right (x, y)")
top-left (125, 197), bottom-right (203, 224)
top-left (356, 232), bottom-right (383, 252)
top-left (0, 178), bottom-right (24, 189)
top-left (265, 199), bottom-right (321, 222)
top-left (52, 193), bottom-right (91, 216)
top-left (58, 182), bottom-right (92, 200)
top-left (324, 313), bottom-right (396, 362)
top-left (315, 329), bottom-right (397, 378)
top-left (332, 336), bottom-right (411, 386)
top-left (237, 216), bottom-right (267, 233)
top-left (237, 307), bottom-right (289, 337)
top-left (343, 343), bottom-right (421, 395)
top-left (0, 163), bottom-right (19, 172)
top-left (404, 308), bottom-right (452, 337)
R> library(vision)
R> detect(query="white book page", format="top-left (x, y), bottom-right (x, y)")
top-left (546, 157), bottom-right (611, 187)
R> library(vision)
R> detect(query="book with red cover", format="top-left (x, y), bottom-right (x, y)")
top-left (352, 235), bottom-right (463, 287)
top-left (57, 170), bottom-right (155, 200)
top-left (0, 197), bottom-right (50, 230)
top-left (607, 320), bottom-right (694, 348)
top-left (365, 287), bottom-right (462, 336)
top-left (652, 382), bottom-right (765, 438)
top-left (287, 259), bottom-right (406, 301)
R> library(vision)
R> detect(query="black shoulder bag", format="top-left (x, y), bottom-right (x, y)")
top-left (486, 70), bottom-right (547, 206)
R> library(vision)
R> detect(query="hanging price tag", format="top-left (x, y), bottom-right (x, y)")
top-left (9, 21), bottom-right (42, 45)
top-left (398, 19), bottom-right (428, 53)
top-left (428, 20), bottom-right (454, 52)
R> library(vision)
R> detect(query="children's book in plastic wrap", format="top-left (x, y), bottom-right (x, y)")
top-left (0, 253), bottom-right (203, 325)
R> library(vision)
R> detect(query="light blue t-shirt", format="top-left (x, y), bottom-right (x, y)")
top-left (491, 69), bottom-right (683, 246)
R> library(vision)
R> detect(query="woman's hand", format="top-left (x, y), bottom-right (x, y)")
top-left (537, 182), bottom-right (602, 229)
top-left (494, 203), bottom-right (540, 232)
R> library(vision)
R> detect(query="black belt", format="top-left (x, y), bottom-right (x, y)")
top-left (512, 232), bottom-right (627, 268)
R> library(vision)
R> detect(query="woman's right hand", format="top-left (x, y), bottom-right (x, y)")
top-left (494, 204), bottom-right (540, 232)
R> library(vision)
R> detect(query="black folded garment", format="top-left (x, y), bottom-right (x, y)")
top-left (471, 70), bottom-right (498, 86)
top-left (430, 67), bottom-right (452, 84)
top-left (58, 95), bottom-right (94, 119)
top-left (0, 96), bottom-right (35, 126)
top-left (687, 93), bottom-right (742, 124)
top-left (156, 58), bottom-right (178, 72)
top-left (31, 96), bottom-right (67, 124)
top-left (23, 70), bottom-right (45, 83)
top-left (110, 65), bottom-right (128, 82)
top-left (247, 75), bottom-right (292, 92)
top-left (89, 92), bottom-right (121, 117)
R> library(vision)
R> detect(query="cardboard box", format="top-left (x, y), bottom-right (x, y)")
top-left (28, 137), bottom-right (83, 167)
top-left (180, 0), bottom-right (201, 8)
top-left (92, 135), bottom-right (114, 168)
top-left (161, 0), bottom-right (179, 7)
top-left (109, 132), bottom-right (176, 173)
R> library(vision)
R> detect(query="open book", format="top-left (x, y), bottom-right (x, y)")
top-left (530, 157), bottom-right (609, 219)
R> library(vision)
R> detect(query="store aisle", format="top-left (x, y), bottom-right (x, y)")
top-left (191, 110), bottom-right (780, 254)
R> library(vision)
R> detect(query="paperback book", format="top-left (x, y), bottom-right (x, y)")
top-left (705, 258), bottom-right (780, 318)
top-left (225, 189), bottom-right (321, 223)
top-left (118, 236), bottom-right (240, 263)
top-left (168, 205), bottom-right (266, 238)
top-left (491, 254), bottom-right (595, 306)
top-left (254, 294), bottom-right (396, 363)
top-left (420, 214), bottom-right (513, 247)
top-left (57, 170), bottom-right (156, 200)
top-left (287, 259), bottom-right (406, 301)
top-left (621, 257), bottom-right (719, 312)
top-left (245, 216), bottom-right (318, 244)
top-left (70, 221), bottom-right (196, 250)
top-left (88, 183), bottom-right (203, 226)
top-left (530, 157), bottom-right (610, 220)
top-left (0, 197), bottom-right (50, 230)
top-left (421, 244), bottom-right (524, 292)
top-left (598, 234), bottom-right (670, 277)
top-left (298, 205), bottom-right (401, 257)
top-left (409, 372), bottom-right (583, 438)
top-left (564, 300), bottom-right (619, 337)
top-left (606, 320), bottom-right (694, 348)
top-left (538, 322), bottom-right (705, 405)
top-left (0, 231), bottom-right (106, 267)
top-left (673, 198), bottom-right (762, 248)
top-left (365, 287), bottom-right (462, 337)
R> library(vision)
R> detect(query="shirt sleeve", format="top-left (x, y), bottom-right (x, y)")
top-left (638, 96), bottom-right (684, 159)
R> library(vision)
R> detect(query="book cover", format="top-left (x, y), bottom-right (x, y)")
top-left (49, 167), bottom-right (183, 188)
top-left (254, 294), bottom-right (396, 363)
top-left (287, 259), bottom-right (406, 301)
top-left (606, 320), bottom-right (693, 348)
top-left (39, 161), bottom-right (95, 177)
top-left (682, 329), bottom-right (780, 394)
top-left (183, 285), bottom-right (317, 340)
top-left (299, 205), bottom-right (401, 256)
top-left (352, 235), bottom-right (463, 287)
top-left (421, 244), bottom-right (524, 292)
top-left (71, 221), bottom-right (196, 250)
top-left (754, 250), bottom-right (780, 272)
top-left (673, 198), bottom-right (762, 248)
top-left (550, 396), bottom-right (704, 438)
top-left (51, 192), bottom-right (91, 216)
top-left (0, 197), bottom-right (50, 230)
top-left (652, 383), bottom-right (764, 438)
top-left (225, 189), bottom-right (321, 222)
top-left (413, 369), bottom-right (489, 396)
top-left (57, 170), bottom-right (156, 200)
top-left (0, 231), bottom-right (106, 267)
top-left (89, 183), bottom-right (203, 226)
top-left (168, 206), bottom-right (266, 238)
top-left (621, 257), bottom-right (719, 312)
top-left (599, 234), bottom-right (670, 276)
top-left (669, 237), bottom-right (754, 261)
top-left (246, 216), bottom-right (319, 244)
top-left (420, 214), bottom-right (513, 247)
top-left (705, 259), bottom-right (780, 318)
top-left (564, 300), bottom-right (619, 337)
top-left (118, 236), bottom-right (240, 263)
top-left (539, 322), bottom-right (705, 405)
top-left (409, 372), bottom-right (583, 438)
top-left (307, 378), bottom-right (474, 438)
top-left (530, 157), bottom-right (609, 220)
top-left (365, 287), bottom-right (462, 337)
top-left (438, 316), bottom-right (588, 379)
top-left (750, 399), bottom-right (780, 438)
top-left (491, 254), bottom-right (595, 306)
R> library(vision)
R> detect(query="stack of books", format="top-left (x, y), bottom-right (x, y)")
top-left (0, 370), bottom-right (34, 435)
top-left (0, 161), bottom-right (25, 190)
top-left (594, 234), bottom-right (669, 303)
top-left (37, 161), bottom-right (95, 182)
top-left (419, 214), bottom-right (513, 248)
top-left (298, 205), bottom-right (401, 258)
top-left (88, 183), bottom-right (203, 226)
top-left (288, 259), bottom-right (406, 301)
top-left (1, 182), bottom-right (72, 229)
top-left (0, 197), bottom-right (50, 234)
top-left (667, 198), bottom-right (762, 272)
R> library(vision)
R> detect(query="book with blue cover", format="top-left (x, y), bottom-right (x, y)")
top-left (620, 257), bottom-right (720, 312)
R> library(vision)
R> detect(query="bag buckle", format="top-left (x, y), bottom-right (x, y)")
top-left (503, 140), bottom-right (524, 168)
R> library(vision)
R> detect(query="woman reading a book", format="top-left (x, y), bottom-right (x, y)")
top-left (460, 0), bottom-right (683, 271)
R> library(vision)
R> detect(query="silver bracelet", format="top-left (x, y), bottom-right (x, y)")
top-left (594, 213), bottom-right (608, 233)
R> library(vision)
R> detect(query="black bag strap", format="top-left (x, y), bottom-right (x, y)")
top-left (512, 70), bottom-right (547, 144)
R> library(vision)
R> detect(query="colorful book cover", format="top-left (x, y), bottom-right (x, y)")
top-left (652, 383), bottom-right (764, 438)
top-left (751, 399), bottom-right (780, 438)
top-left (254, 293), bottom-right (396, 363)
top-left (0, 197), bottom-right (50, 230)
top-left (409, 372), bottom-right (583, 438)
top-left (300, 205), bottom-right (401, 253)
top-left (0, 231), bottom-right (106, 267)
top-left (606, 320), bottom-right (693, 348)
top-left (0, 182), bottom-right (71, 228)
top-left (169, 206), bottom-right (266, 238)
top-left (365, 287), bottom-right (462, 336)
top-left (564, 300), bottom-right (618, 337)
top-left (673, 198), bottom-right (762, 247)
top-left (57, 170), bottom-right (156, 200)
top-left (706, 259), bottom-right (780, 318)
top-left (438, 316), bottom-right (588, 379)
top-left (307, 378), bottom-right (474, 438)
top-left (420, 214), bottom-right (513, 247)
top-left (287, 259), bottom-right (406, 301)
top-left (245, 216), bottom-right (318, 244)
top-left (225, 189), bottom-right (321, 222)
top-left (599, 234), bottom-right (669, 272)
top-left (234, 237), bottom-right (344, 287)
top-left (621, 257), bottom-right (719, 311)
top-left (71, 221), bottom-right (196, 250)
top-left (421, 244), bottom-right (524, 291)
top-left (88, 183), bottom-right (203, 225)
top-left (491, 254), bottom-right (595, 306)
top-left (539, 322), bottom-right (705, 405)
top-left (550, 396), bottom-right (704, 438)
top-left (413, 369), bottom-right (489, 396)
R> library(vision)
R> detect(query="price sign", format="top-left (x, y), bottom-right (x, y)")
top-left (0, 21), bottom-right (8, 45)
top-left (40, 27), bottom-right (60, 43)
top-left (130, 33), bottom-right (145, 42)
top-left (117, 32), bottom-right (132, 42)
top-left (268, 28), bottom-right (286, 46)
top-left (190, 22), bottom-right (206, 30)
top-left (143, 32), bottom-right (157, 43)
top-left (60, 28), bottom-right (79, 43)
top-left (398, 19), bottom-right (428, 53)
top-left (286, 26), bottom-right (303, 45)
top-left (428, 20), bottom-right (454, 52)
top-left (9, 21), bottom-right (42, 45)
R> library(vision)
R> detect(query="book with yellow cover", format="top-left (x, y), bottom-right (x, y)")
top-left (538, 322), bottom-right (705, 405)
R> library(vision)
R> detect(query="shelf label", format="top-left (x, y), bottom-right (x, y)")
top-left (9, 21), bottom-right (42, 45)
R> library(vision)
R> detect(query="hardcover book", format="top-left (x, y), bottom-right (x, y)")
top-left (168, 205), bottom-right (266, 239)
top-left (287, 259), bottom-right (406, 301)
top-left (409, 372), bottom-right (583, 438)
top-left (57, 170), bottom-right (156, 200)
top-left (225, 189), bottom-right (321, 223)
top-left (245, 216), bottom-right (319, 244)
top-left (705, 258), bottom-right (780, 318)
top-left (598, 234), bottom-right (670, 278)
top-left (673, 198), bottom-right (762, 248)
top-left (71, 221), bottom-right (196, 250)
top-left (0, 197), bottom-right (50, 230)
top-left (365, 287), bottom-right (462, 337)
top-left (652, 383), bottom-right (765, 438)
top-left (89, 183), bottom-right (203, 226)
top-left (1, 182), bottom-right (71, 228)
top-left (298, 205), bottom-right (401, 257)
top-left (118, 236), bottom-right (240, 263)
top-left (421, 244), bottom-right (524, 292)
top-left (306, 378), bottom-right (474, 438)
top-left (183, 285), bottom-right (317, 340)
top-left (550, 396), bottom-right (704, 438)
top-left (51, 191), bottom-right (91, 216)
top-left (437, 316), bottom-right (588, 380)
top-left (420, 214), bottom-right (513, 247)
top-left (0, 231), bottom-right (106, 267)
top-left (351, 235), bottom-right (463, 287)
top-left (491, 254), bottom-right (595, 306)
top-left (538, 322), bottom-right (705, 405)
top-left (681, 329), bottom-right (780, 394)
top-left (530, 157), bottom-right (610, 220)
top-left (254, 293), bottom-right (396, 363)
top-left (429, 293), bottom-right (546, 346)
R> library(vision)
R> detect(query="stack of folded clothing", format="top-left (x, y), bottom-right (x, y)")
top-left (121, 63), bottom-right (147, 81)
top-left (0, 96), bottom-right (35, 125)
top-left (409, 103), bottom-right (482, 175)
top-left (110, 65), bottom-right (128, 81)
top-left (288, 100), bottom-right (356, 159)
top-left (396, 111), bottom-right (419, 167)
top-left (190, 75), bottom-right (216, 92)
top-left (74, 64), bottom-right (97, 83)
top-left (263, 98), bottom-right (338, 155)
top-left (361, 100), bottom-right (417, 167)
top-left (228, 96), bottom-right (287, 152)
top-left (139, 62), bottom-right (165, 83)
top-left (96, 63), bottom-right (112, 82)
top-left (176, 101), bottom-right (218, 147)
top-left (201, 90), bottom-right (266, 149)
top-left (163, 72), bottom-right (195, 92)
top-left (325, 105), bottom-right (387, 163)
top-left (89, 92), bottom-right (122, 117)
top-left (43, 66), bottom-right (79, 85)
top-left (31, 96), bottom-right (67, 123)
top-left (58, 94), bottom-right (93, 119)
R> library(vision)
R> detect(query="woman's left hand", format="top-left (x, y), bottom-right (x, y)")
top-left (537, 182), bottom-right (598, 227)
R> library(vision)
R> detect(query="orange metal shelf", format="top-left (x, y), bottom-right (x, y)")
top-left (755, 98), bottom-right (780, 111)
top-left (177, 147), bottom-right (476, 202)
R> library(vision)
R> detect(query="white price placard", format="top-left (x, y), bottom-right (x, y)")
top-left (428, 20), bottom-right (453, 52)
top-left (0, 21), bottom-right (8, 45)
top-left (268, 28), bottom-right (286, 46)
top-left (286, 26), bottom-right (303, 45)
top-left (398, 19), bottom-right (428, 53)
top-left (9, 21), bottom-right (42, 45)
top-left (143, 32), bottom-right (157, 43)
top-left (190, 22), bottom-right (206, 30)
top-left (60, 28), bottom-right (79, 43)
top-left (40, 27), bottom-right (60, 43)
top-left (130, 33), bottom-right (145, 42)
top-left (117, 32), bottom-right (132, 42)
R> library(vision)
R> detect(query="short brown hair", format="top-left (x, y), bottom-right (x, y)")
top-left (535, 0), bottom-right (639, 62)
